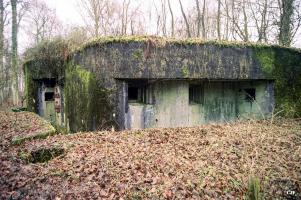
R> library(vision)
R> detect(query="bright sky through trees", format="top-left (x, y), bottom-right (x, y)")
top-left (43, 0), bottom-right (301, 48)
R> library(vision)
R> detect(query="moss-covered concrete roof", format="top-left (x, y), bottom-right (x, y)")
top-left (24, 35), bottom-right (301, 66)
top-left (75, 35), bottom-right (301, 54)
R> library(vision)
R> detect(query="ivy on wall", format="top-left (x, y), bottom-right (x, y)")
top-left (255, 47), bottom-right (301, 117)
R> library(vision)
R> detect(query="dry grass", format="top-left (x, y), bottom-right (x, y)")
top-left (0, 111), bottom-right (301, 199)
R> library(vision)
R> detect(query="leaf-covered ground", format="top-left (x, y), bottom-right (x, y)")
top-left (0, 111), bottom-right (301, 199)
top-left (0, 111), bottom-right (55, 145)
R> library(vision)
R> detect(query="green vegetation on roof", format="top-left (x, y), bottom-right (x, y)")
top-left (23, 35), bottom-right (301, 64)
top-left (23, 37), bottom-right (70, 64)
top-left (75, 35), bottom-right (301, 54)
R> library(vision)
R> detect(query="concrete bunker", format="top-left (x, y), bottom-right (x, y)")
top-left (123, 79), bottom-right (273, 130)
top-left (24, 36), bottom-right (301, 132)
top-left (36, 78), bottom-right (64, 126)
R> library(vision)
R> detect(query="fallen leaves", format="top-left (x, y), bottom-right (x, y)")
top-left (1, 112), bottom-right (301, 199)
top-left (0, 111), bottom-right (55, 145)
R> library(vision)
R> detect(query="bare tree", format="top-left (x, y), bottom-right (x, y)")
top-left (128, 4), bottom-right (145, 35)
top-left (277, 0), bottom-right (301, 46)
top-left (195, 0), bottom-right (201, 37)
top-left (0, 0), bottom-right (9, 71)
top-left (222, 0), bottom-right (230, 40)
top-left (0, 0), bottom-right (28, 105)
top-left (25, 0), bottom-right (61, 44)
top-left (0, 0), bottom-right (9, 104)
top-left (249, 0), bottom-right (268, 42)
top-left (10, 0), bottom-right (18, 104)
top-left (152, 0), bottom-right (161, 35)
top-left (78, 0), bottom-right (105, 37)
top-left (160, 0), bottom-right (167, 36)
top-left (201, 0), bottom-right (206, 39)
top-left (292, 1), bottom-right (301, 42)
top-left (100, 0), bottom-right (119, 35)
top-left (243, 0), bottom-right (249, 41)
top-left (167, 0), bottom-right (174, 37)
top-left (121, 0), bottom-right (130, 35)
top-left (179, 0), bottom-right (191, 37)
top-left (0, 0), bottom-right (4, 71)
top-left (78, 0), bottom-right (129, 37)
top-left (226, 0), bottom-right (250, 42)
top-left (217, 0), bottom-right (221, 40)
top-left (65, 26), bottom-right (88, 49)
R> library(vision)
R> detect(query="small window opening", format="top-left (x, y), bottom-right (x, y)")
top-left (244, 88), bottom-right (256, 102)
top-left (45, 92), bottom-right (54, 101)
top-left (128, 87), bottom-right (139, 101)
top-left (189, 85), bottom-right (203, 104)
top-left (128, 84), bottom-right (151, 104)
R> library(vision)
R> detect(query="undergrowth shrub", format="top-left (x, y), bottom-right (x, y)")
top-left (247, 176), bottom-right (261, 200)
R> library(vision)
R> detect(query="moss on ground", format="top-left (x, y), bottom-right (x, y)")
top-left (11, 118), bottom-right (56, 145)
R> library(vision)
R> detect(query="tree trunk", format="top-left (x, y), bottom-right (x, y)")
top-left (179, 0), bottom-right (191, 38)
top-left (278, 0), bottom-right (294, 46)
top-left (0, 0), bottom-right (3, 71)
top-left (167, 0), bottom-right (174, 37)
top-left (121, 0), bottom-right (130, 35)
top-left (217, 0), bottom-right (221, 40)
top-left (201, 0), bottom-right (206, 39)
top-left (159, 0), bottom-right (166, 36)
top-left (224, 1), bottom-right (229, 40)
top-left (242, 0), bottom-right (249, 42)
top-left (11, 0), bottom-right (19, 105)
top-left (261, 0), bottom-right (268, 42)
top-left (0, 0), bottom-right (3, 104)
top-left (195, 0), bottom-right (201, 37)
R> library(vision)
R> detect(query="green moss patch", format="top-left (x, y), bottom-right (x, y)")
top-left (20, 147), bottom-right (65, 163)
top-left (0, 111), bottom-right (56, 145)
top-left (255, 47), bottom-right (275, 75)
top-left (64, 64), bottom-right (113, 132)
top-left (254, 47), bottom-right (301, 117)
top-left (11, 117), bottom-right (56, 145)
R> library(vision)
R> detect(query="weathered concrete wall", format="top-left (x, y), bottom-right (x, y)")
top-left (125, 80), bottom-right (273, 129)
top-left (73, 42), bottom-right (266, 84)
top-left (202, 82), bottom-right (237, 123)
top-left (237, 81), bottom-right (274, 119)
top-left (153, 81), bottom-right (189, 128)
top-left (71, 41), bottom-right (273, 131)
top-left (126, 104), bottom-right (154, 129)
top-left (25, 37), bottom-right (301, 131)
